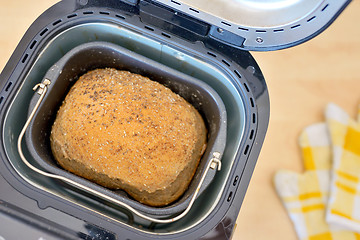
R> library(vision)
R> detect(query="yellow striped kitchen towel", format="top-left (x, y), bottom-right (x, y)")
top-left (274, 123), bottom-right (360, 240)
top-left (326, 103), bottom-right (360, 233)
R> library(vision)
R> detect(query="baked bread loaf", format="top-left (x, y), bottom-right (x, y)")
top-left (50, 68), bottom-right (207, 206)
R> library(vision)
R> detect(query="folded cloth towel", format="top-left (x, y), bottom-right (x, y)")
top-left (274, 123), bottom-right (359, 240)
top-left (326, 103), bottom-right (360, 232)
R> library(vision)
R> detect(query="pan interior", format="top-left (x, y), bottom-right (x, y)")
top-left (3, 22), bottom-right (246, 234)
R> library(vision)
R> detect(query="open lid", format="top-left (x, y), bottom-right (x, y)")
top-left (147, 0), bottom-right (351, 51)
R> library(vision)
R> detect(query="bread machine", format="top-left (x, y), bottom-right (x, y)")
top-left (0, 0), bottom-right (351, 239)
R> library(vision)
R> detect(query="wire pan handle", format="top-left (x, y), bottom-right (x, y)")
top-left (17, 78), bottom-right (222, 224)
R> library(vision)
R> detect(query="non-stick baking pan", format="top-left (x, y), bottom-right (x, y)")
top-left (24, 41), bottom-right (227, 217)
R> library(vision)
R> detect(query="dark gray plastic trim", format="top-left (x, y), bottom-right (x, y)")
top-left (155, 0), bottom-right (351, 51)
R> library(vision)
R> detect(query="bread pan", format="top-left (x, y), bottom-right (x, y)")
top-left (24, 41), bottom-right (227, 218)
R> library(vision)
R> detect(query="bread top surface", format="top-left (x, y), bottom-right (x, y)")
top-left (51, 68), bottom-right (207, 193)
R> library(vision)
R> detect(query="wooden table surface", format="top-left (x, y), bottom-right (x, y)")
top-left (1, 1), bottom-right (360, 239)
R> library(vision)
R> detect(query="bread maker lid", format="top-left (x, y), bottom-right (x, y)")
top-left (148, 0), bottom-right (351, 51)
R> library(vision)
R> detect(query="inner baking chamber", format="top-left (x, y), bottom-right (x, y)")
top-left (4, 22), bottom-right (246, 234)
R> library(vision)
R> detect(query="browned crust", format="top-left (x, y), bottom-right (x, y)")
top-left (50, 68), bottom-right (207, 206)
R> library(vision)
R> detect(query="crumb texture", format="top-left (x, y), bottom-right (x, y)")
top-left (50, 68), bottom-right (207, 206)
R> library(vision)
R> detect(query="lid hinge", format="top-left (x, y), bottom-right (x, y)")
top-left (208, 26), bottom-right (245, 49)
top-left (139, 0), bottom-right (210, 42)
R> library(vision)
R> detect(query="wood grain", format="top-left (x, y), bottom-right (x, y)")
top-left (1, 1), bottom-right (359, 239)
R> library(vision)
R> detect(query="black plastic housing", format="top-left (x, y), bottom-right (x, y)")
top-left (0, 0), bottom-right (270, 239)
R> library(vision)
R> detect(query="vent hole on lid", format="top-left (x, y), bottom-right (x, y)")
top-left (39, 28), bottom-right (48, 36)
top-left (222, 59), bottom-right (230, 67)
top-left (238, 27), bottom-right (249, 31)
top-left (322, 4), bottom-right (329, 11)
top-left (273, 29), bottom-right (284, 33)
top-left (249, 129), bottom-right (254, 140)
top-left (67, 13), bottom-right (77, 19)
top-left (52, 19), bottom-right (62, 26)
top-left (244, 145), bottom-right (250, 155)
top-left (0, 97), bottom-right (4, 105)
top-left (30, 40), bottom-right (37, 50)
top-left (5, 82), bottom-right (12, 92)
top-left (116, 14), bottom-right (125, 19)
top-left (227, 191), bottom-right (233, 202)
top-left (189, 8), bottom-right (199, 13)
top-left (307, 16), bottom-right (316, 22)
top-left (144, 26), bottom-right (154, 31)
top-left (171, 0), bottom-right (181, 5)
top-left (99, 11), bottom-right (110, 15)
top-left (291, 24), bottom-right (301, 29)
top-left (22, 54), bottom-right (29, 63)
top-left (162, 33), bottom-right (171, 38)
top-left (256, 29), bottom-right (266, 33)
top-left (207, 52), bottom-right (217, 58)
top-left (234, 70), bottom-right (242, 79)
top-left (83, 11), bottom-right (94, 15)
top-left (250, 98), bottom-right (255, 108)
top-left (252, 113), bottom-right (256, 124)
top-left (243, 83), bottom-right (250, 92)
top-left (233, 176), bottom-right (239, 186)
top-left (221, 21), bottom-right (231, 27)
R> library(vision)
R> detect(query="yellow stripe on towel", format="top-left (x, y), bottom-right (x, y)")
top-left (335, 181), bottom-right (356, 195)
top-left (283, 191), bottom-right (323, 203)
top-left (336, 170), bottom-right (359, 183)
top-left (303, 146), bottom-right (316, 170)
top-left (302, 204), bottom-right (325, 213)
top-left (299, 192), bottom-right (323, 200)
top-left (344, 127), bottom-right (360, 156)
top-left (309, 232), bottom-right (333, 240)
